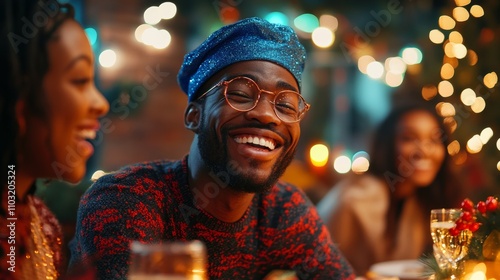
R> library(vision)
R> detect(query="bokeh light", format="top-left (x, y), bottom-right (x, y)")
top-left (264, 12), bottom-right (289, 25)
top-left (333, 155), bottom-right (351, 174)
top-left (310, 144), bottom-right (329, 167)
top-left (366, 61), bottom-right (384, 79)
top-left (99, 49), bottom-right (117, 68)
top-left (294, 13), bottom-right (319, 33)
top-left (429, 29), bottom-right (445, 44)
top-left (84, 27), bottom-right (98, 45)
top-left (401, 47), bottom-right (423, 65)
top-left (311, 27), bottom-right (335, 48)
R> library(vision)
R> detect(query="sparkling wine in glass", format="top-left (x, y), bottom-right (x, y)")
top-left (128, 240), bottom-right (207, 280)
top-left (430, 208), bottom-right (472, 279)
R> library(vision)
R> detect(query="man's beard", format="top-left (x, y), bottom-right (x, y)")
top-left (197, 116), bottom-right (295, 194)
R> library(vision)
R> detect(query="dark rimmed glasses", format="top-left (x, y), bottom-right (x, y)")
top-left (196, 76), bottom-right (311, 123)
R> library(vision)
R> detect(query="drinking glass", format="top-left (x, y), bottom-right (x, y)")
top-left (430, 208), bottom-right (472, 279)
top-left (128, 240), bottom-right (207, 280)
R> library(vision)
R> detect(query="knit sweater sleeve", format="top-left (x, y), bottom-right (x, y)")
top-left (69, 162), bottom-right (168, 280)
top-left (268, 182), bottom-right (355, 280)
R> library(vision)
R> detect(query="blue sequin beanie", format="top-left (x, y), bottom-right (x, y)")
top-left (178, 17), bottom-right (307, 101)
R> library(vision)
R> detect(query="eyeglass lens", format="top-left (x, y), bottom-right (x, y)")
top-left (224, 77), bottom-right (306, 122)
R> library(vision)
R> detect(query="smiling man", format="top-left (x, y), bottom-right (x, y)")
top-left (69, 17), bottom-right (354, 280)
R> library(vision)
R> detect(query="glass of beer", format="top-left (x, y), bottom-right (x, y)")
top-left (128, 240), bottom-right (207, 280)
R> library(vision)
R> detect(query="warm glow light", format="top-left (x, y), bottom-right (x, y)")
top-left (447, 140), bottom-right (461, 156)
top-left (468, 50), bottom-right (478, 65)
top-left (467, 135), bottom-right (483, 154)
top-left (468, 271), bottom-right (487, 280)
top-left (480, 127), bottom-right (493, 144)
top-left (453, 43), bottom-right (467, 59)
top-left (460, 88), bottom-right (476, 106)
top-left (311, 27), bottom-right (335, 48)
top-left (358, 55), bottom-right (375, 74)
top-left (441, 63), bottom-right (455, 80)
top-left (152, 29), bottom-right (172, 49)
top-left (135, 24), bottom-right (152, 43)
top-left (449, 31), bottom-right (463, 43)
top-left (497, 138), bottom-right (500, 151)
top-left (470, 5), bottom-right (484, 18)
top-left (385, 72), bottom-right (404, 87)
top-left (351, 151), bottom-right (370, 174)
top-left (444, 42), bottom-right (456, 58)
top-left (158, 2), bottom-right (177, 20)
top-left (385, 57), bottom-right (407, 74)
top-left (443, 56), bottom-right (459, 68)
top-left (439, 15), bottom-right (456, 30)
top-left (91, 170), bottom-right (106, 182)
top-left (437, 102), bottom-right (456, 117)
top-left (444, 117), bottom-right (458, 133)
top-left (471, 97), bottom-right (486, 113)
top-left (99, 49), bottom-right (117, 68)
top-left (454, 0), bottom-right (471, 6)
top-left (366, 61), bottom-right (384, 79)
top-left (141, 26), bottom-right (159, 46)
top-left (453, 7), bottom-right (469, 22)
top-left (497, 161), bottom-right (500, 172)
top-left (144, 6), bottom-right (162, 25)
top-left (319, 14), bottom-right (338, 31)
top-left (429, 29), bottom-right (445, 44)
top-left (310, 144), bottom-right (329, 167)
top-left (483, 72), bottom-right (498, 89)
top-left (401, 47), bottom-right (422, 65)
top-left (422, 85), bottom-right (438, 100)
top-left (438, 80), bottom-right (454, 97)
top-left (334, 155), bottom-right (352, 174)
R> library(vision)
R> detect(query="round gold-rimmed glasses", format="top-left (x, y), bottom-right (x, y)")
top-left (197, 76), bottom-right (310, 123)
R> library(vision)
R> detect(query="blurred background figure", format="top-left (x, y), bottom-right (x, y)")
top-left (0, 0), bottom-right (109, 278)
top-left (316, 102), bottom-right (465, 277)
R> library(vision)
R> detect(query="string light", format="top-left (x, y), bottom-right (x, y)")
top-left (425, 1), bottom-right (498, 172)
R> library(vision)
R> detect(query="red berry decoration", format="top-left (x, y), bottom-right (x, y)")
top-left (485, 196), bottom-right (498, 212)
top-left (477, 201), bottom-right (487, 214)
top-left (469, 222), bottom-right (481, 233)
top-left (461, 198), bottom-right (475, 212)
top-left (449, 227), bottom-right (460, 236)
top-left (456, 219), bottom-right (468, 230)
top-left (460, 211), bottom-right (473, 222)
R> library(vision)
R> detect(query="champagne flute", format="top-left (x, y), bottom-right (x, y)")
top-left (430, 208), bottom-right (472, 279)
top-left (128, 240), bottom-right (207, 280)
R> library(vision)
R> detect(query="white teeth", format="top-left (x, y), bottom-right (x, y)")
top-left (234, 136), bottom-right (276, 150)
top-left (413, 159), bottom-right (432, 169)
top-left (77, 129), bottom-right (97, 140)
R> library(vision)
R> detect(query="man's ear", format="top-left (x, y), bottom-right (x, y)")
top-left (184, 102), bottom-right (201, 132)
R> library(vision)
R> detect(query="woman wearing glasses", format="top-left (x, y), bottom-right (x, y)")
top-left (70, 17), bottom-right (355, 280)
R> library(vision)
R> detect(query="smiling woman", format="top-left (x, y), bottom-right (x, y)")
top-left (0, 0), bottom-right (109, 279)
top-left (316, 102), bottom-right (465, 277)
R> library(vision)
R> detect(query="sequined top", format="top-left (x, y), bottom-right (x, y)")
top-left (69, 156), bottom-right (355, 280)
top-left (0, 195), bottom-right (63, 280)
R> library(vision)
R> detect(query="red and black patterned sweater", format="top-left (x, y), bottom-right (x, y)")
top-left (69, 156), bottom-right (354, 280)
